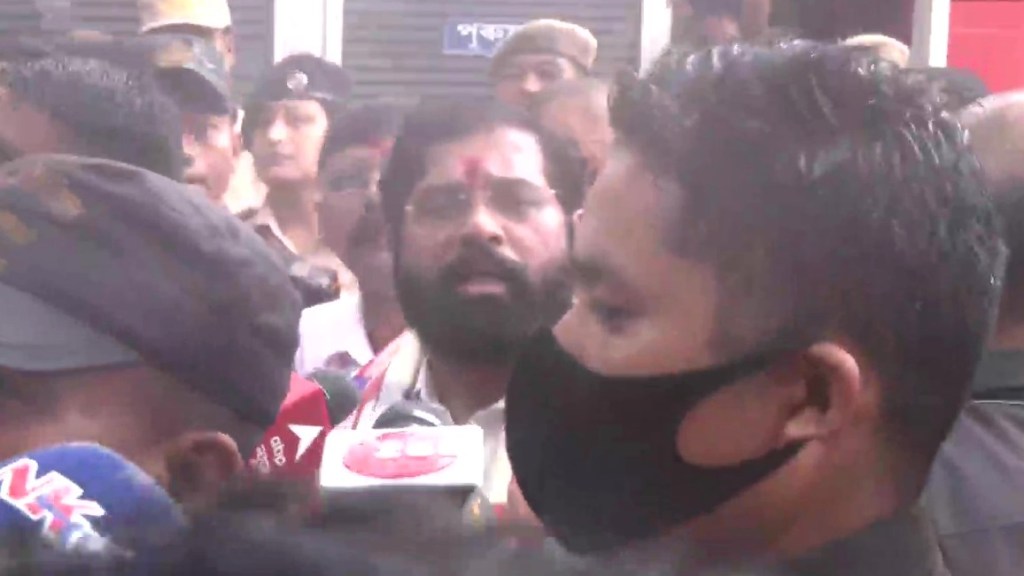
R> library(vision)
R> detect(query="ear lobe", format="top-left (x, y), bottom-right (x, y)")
top-left (164, 432), bottom-right (243, 512)
top-left (782, 343), bottom-right (862, 445)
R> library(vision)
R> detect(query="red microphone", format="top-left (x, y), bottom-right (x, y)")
top-left (250, 373), bottom-right (353, 479)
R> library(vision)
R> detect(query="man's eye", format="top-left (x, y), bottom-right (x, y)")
top-left (536, 66), bottom-right (566, 82)
top-left (589, 301), bottom-right (634, 333)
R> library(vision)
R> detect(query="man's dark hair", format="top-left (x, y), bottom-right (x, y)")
top-left (901, 67), bottom-right (989, 112)
top-left (0, 54), bottom-right (184, 180)
top-left (318, 102), bottom-right (406, 172)
top-left (612, 42), bottom-right (1006, 473)
top-left (0, 479), bottom-right (587, 576)
top-left (379, 97), bottom-right (587, 241)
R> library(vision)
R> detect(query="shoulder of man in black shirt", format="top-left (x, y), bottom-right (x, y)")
top-left (925, 350), bottom-right (1024, 576)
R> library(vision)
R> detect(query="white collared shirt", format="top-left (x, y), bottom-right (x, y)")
top-left (294, 292), bottom-right (375, 376)
top-left (355, 333), bottom-right (512, 505)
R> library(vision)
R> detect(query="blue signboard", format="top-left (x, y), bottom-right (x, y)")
top-left (443, 20), bottom-right (523, 57)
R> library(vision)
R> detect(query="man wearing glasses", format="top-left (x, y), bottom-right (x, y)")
top-left (334, 98), bottom-right (582, 513)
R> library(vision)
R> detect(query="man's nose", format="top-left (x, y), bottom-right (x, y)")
top-left (461, 202), bottom-right (507, 247)
top-left (520, 73), bottom-right (544, 95)
top-left (266, 117), bottom-right (288, 143)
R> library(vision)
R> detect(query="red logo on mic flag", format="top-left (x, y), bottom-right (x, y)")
top-left (343, 430), bottom-right (458, 479)
top-left (0, 458), bottom-right (105, 538)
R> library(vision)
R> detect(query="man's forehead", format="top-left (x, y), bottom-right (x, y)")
top-left (504, 52), bottom-right (567, 69)
top-left (264, 99), bottom-right (322, 115)
top-left (420, 127), bottom-right (547, 184)
top-left (576, 149), bottom-right (670, 263)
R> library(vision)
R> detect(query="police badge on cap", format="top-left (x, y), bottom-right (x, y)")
top-left (241, 53), bottom-right (353, 145)
top-left (286, 70), bottom-right (310, 96)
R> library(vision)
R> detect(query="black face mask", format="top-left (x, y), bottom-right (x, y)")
top-left (505, 329), bottom-right (804, 554)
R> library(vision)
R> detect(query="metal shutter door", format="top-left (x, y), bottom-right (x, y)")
top-left (0, 0), bottom-right (44, 33)
top-left (342, 0), bottom-right (641, 104)
top-left (225, 0), bottom-right (273, 97)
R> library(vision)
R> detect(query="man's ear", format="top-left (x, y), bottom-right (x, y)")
top-left (781, 343), bottom-right (864, 444)
top-left (162, 432), bottom-right (243, 513)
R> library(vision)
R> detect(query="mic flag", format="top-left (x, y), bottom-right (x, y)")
top-left (0, 443), bottom-right (183, 553)
top-left (320, 400), bottom-right (489, 524)
top-left (251, 373), bottom-right (347, 478)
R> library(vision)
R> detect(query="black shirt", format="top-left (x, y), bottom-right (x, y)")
top-left (778, 507), bottom-right (949, 576)
top-left (924, 351), bottom-right (1024, 576)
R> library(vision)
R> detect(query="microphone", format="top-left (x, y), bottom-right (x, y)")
top-left (0, 443), bottom-right (183, 553)
top-left (319, 401), bottom-right (489, 523)
top-left (371, 399), bottom-right (454, 429)
top-left (250, 373), bottom-right (336, 479)
top-left (308, 368), bottom-right (363, 426)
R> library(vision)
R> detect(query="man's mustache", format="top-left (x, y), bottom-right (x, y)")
top-left (438, 241), bottom-right (530, 292)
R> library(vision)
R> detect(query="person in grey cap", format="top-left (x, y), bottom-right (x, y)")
top-left (490, 19), bottom-right (598, 109)
top-left (141, 34), bottom-right (241, 206)
top-left (0, 154), bottom-right (301, 509)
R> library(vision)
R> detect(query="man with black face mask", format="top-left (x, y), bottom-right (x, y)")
top-left (337, 97), bottom-right (580, 511)
top-left (504, 42), bottom-right (1006, 573)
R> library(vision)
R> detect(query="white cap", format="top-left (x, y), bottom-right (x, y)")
top-left (138, 0), bottom-right (232, 34)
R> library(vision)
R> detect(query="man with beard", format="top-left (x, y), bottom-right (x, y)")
top-left (296, 103), bottom-right (407, 376)
top-left (338, 98), bottom-right (580, 510)
top-left (503, 42), bottom-right (1005, 573)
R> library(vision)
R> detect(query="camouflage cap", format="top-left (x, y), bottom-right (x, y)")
top-left (138, 34), bottom-right (231, 115)
top-left (0, 154), bottom-right (301, 427)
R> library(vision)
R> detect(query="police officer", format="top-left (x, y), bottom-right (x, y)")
top-left (137, 0), bottom-right (267, 216)
top-left (489, 19), bottom-right (598, 109)
top-left (240, 54), bottom-right (354, 305)
top-left (141, 34), bottom-right (240, 206)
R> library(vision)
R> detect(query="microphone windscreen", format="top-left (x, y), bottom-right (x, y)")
top-left (0, 443), bottom-right (183, 552)
top-left (372, 400), bottom-right (453, 429)
top-left (308, 368), bottom-right (362, 426)
top-left (250, 373), bottom-right (332, 478)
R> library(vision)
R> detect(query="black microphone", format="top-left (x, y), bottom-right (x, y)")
top-left (308, 368), bottom-right (362, 426)
top-left (371, 400), bottom-right (453, 429)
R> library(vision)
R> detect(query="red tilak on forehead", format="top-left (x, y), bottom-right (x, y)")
top-left (460, 157), bottom-right (485, 189)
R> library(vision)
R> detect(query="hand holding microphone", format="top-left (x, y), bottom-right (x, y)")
top-left (0, 443), bottom-right (183, 554)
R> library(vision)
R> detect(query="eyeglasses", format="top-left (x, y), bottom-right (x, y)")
top-left (406, 177), bottom-right (558, 225)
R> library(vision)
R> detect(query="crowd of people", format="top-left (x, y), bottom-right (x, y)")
top-left (0, 0), bottom-right (1019, 575)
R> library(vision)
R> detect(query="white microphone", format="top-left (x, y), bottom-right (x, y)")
top-left (319, 401), bottom-right (488, 522)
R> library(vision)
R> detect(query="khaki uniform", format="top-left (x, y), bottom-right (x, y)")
top-left (240, 205), bottom-right (355, 308)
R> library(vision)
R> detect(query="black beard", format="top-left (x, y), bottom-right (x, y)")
top-left (395, 243), bottom-right (572, 365)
